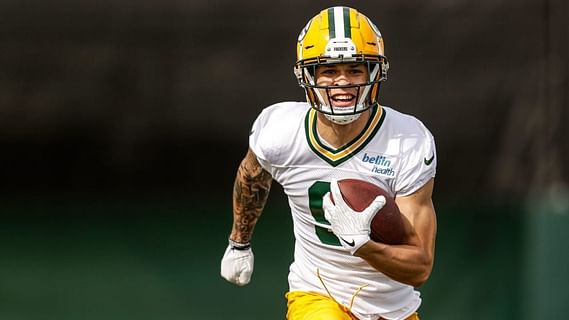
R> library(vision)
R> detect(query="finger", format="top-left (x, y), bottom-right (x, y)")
top-left (220, 245), bottom-right (233, 279)
top-left (368, 195), bottom-right (386, 212)
top-left (322, 192), bottom-right (333, 220)
top-left (329, 179), bottom-right (346, 207)
top-left (237, 260), bottom-right (253, 286)
top-left (238, 270), bottom-right (251, 286)
top-left (362, 195), bottom-right (386, 222)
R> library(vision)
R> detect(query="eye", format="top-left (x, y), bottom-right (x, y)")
top-left (318, 68), bottom-right (337, 76)
top-left (348, 65), bottom-right (367, 74)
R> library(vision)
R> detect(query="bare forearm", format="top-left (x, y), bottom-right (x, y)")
top-left (230, 149), bottom-right (272, 243)
top-left (355, 241), bottom-right (433, 287)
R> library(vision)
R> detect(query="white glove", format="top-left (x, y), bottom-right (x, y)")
top-left (220, 240), bottom-right (254, 286)
top-left (323, 179), bottom-right (386, 254)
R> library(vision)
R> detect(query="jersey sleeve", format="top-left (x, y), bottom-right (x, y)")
top-left (248, 102), bottom-right (308, 179)
top-left (248, 108), bottom-right (274, 174)
top-left (394, 121), bottom-right (437, 197)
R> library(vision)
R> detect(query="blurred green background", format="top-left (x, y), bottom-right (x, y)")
top-left (1, 192), bottom-right (567, 319)
top-left (1, 0), bottom-right (568, 319)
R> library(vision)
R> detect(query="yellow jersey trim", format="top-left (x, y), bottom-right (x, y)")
top-left (304, 107), bottom-right (385, 166)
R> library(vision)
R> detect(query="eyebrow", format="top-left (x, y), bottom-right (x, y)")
top-left (321, 64), bottom-right (364, 69)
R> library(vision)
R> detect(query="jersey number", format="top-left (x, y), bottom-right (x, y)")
top-left (308, 181), bottom-right (341, 246)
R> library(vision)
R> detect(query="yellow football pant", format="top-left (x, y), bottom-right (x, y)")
top-left (286, 291), bottom-right (420, 320)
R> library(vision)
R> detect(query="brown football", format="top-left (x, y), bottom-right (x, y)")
top-left (331, 179), bottom-right (405, 245)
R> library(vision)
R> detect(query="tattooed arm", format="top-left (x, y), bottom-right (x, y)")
top-left (229, 148), bottom-right (273, 244)
top-left (220, 148), bottom-right (271, 285)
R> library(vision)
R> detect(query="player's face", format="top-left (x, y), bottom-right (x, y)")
top-left (315, 63), bottom-right (369, 108)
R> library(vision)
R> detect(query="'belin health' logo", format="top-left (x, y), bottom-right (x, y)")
top-left (362, 153), bottom-right (395, 176)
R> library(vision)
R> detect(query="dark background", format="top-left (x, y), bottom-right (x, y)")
top-left (1, 0), bottom-right (568, 319)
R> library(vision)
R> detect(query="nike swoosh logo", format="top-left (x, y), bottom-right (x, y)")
top-left (339, 236), bottom-right (355, 247)
top-left (424, 154), bottom-right (435, 166)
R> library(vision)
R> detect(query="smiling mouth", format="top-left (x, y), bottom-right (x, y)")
top-left (331, 94), bottom-right (355, 101)
top-left (330, 94), bottom-right (356, 107)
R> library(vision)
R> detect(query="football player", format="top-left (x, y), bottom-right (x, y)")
top-left (221, 6), bottom-right (437, 320)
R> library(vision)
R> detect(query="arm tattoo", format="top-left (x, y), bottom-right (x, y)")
top-left (231, 150), bottom-right (272, 243)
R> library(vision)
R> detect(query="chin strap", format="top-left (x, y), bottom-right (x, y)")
top-left (324, 113), bottom-right (361, 125)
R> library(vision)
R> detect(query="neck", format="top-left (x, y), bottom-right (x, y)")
top-left (316, 109), bottom-right (372, 148)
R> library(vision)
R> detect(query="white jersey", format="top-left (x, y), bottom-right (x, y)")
top-left (249, 101), bottom-right (437, 320)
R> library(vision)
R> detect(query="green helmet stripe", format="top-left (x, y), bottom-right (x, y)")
top-left (328, 7), bottom-right (336, 38)
top-left (343, 7), bottom-right (351, 38)
top-left (328, 7), bottom-right (352, 39)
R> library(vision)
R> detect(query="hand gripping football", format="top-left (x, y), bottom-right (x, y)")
top-left (331, 179), bottom-right (404, 244)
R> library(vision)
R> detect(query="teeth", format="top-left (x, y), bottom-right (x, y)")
top-left (332, 95), bottom-right (354, 101)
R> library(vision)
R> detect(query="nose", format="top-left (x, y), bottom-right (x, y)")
top-left (333, 71), bottom-right (351, 86)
